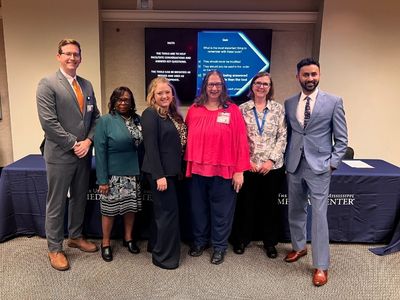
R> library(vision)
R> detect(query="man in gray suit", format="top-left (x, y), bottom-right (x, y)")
top-left (37, 39), bottom-right (100, 271)
top-left (284, 58), bottom-right (348, 286)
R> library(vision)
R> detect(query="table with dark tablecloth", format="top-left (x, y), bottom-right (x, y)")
top-left (0, 154), bottom-right (187, 242)
top-left (1, 156), bottom-right (400, 250)
top-left (0, 154), bottom-right (47, 241)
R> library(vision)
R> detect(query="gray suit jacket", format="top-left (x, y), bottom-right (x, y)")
top-left (284, 90), bottom-right (348, 174)
top-left (37, 70), bottom-right (100, 164)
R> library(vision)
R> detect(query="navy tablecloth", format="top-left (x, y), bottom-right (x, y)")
top-left (1, 155), bottom-right (400, 252)
top-left (0, 154), bottom-right (176, 242)
top-left (328, 159), bottom-right (400, 243)
top-left (0, 155), bottom-right (47, 241)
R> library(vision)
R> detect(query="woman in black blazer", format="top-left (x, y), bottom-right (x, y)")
top-left (141, 77), bottom-right (187, 269)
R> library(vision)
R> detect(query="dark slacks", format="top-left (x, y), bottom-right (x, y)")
top-left (190, 174), bottom-right (236, 252)
top-left (147, 175), bottom-right (180, 269)
top-left (45, 158), bottom-right (91, 252)
top-left (231, 167), bottom-right (285, 247)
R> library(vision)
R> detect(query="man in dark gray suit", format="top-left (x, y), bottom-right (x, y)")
top-left (37, 39), bottom-right (100, 271)
top-left (284, 58), bottom-right (348, 286)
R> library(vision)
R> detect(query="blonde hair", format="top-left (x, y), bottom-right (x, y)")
top-left (146, 77), bottom-right (184, 123)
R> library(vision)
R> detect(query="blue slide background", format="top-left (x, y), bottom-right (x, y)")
top-left (197, 31), bottom-right (270, 97)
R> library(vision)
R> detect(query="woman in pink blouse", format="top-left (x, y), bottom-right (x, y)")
top-left (185, 70), bottom-right (250, 265)
top-left (230, 72), bottom-right (287, 258)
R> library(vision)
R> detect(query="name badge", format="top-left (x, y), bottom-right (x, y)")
top-left (87, 104), bottom-right (93, 112)
top-left (217, 112), bottom-right (230, 124)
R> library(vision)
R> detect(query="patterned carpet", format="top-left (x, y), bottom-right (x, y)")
top-left (1, 237), bottom-right (399, 299)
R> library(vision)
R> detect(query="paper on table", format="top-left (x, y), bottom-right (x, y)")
top-left (342, 160), bottom-right (374, 168)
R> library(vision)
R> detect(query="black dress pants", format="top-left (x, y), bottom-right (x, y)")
top-left (230, 167), bottom-right (285, 247)
top-left (147, 175), bottom-right (180, 269)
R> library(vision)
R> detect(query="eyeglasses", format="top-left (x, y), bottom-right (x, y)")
top-left (207, 82), bottom-right (223, 88)
top-left (61, 52), bottom-right (81, 58)
top-left (253, 82), bottom-right (271, 88)
top-left (117, 98), bottom-right (131, 104)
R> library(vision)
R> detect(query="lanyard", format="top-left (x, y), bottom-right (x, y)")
top-left (252, 106), bottom-right (268, 136)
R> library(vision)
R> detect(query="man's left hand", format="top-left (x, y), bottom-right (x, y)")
top-left (74, 138), bottom-right (92, 158)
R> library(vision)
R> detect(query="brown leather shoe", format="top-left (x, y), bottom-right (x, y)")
top-left (48, 252), bottom-right (70, 271)
top-left (313, 269), bottom-right (328, 286)
top-left (67, 238), bottom-right (98, 252)
top-left (284, 248), bottom-right (307, 262)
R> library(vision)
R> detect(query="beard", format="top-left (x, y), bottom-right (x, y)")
top-left (300, 80), bottom-right (319, 92)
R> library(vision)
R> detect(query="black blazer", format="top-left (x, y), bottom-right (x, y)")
top-left (141, 107), bottom-right (182, 180)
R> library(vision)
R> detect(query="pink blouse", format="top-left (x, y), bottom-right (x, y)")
top-left (184, 102), bottom-right (251, 179)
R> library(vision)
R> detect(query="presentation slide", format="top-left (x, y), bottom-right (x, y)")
top-left (145, 28), bottom-right (272, 104)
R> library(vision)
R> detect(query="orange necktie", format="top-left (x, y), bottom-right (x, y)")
top-left (72, 79), bottom-right (84, 112)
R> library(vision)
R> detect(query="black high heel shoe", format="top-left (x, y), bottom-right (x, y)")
top-left (123, 240), bottom-right (140, 254)
top-left (265, 246), bottom-right (278, 259)
top-left (101, 244), bottom-right (113, 262)
top-left (233, 243), bottom-right (246, 255)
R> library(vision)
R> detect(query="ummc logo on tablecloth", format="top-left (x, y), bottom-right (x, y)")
top-left (327, 194), bottom-right (355, 205)
top-left (87, 188), bottom-right (101, 201)
top-left (278, 193), bottom-right (355, 206)
top-left (86, 188), bottom-right (153, 201)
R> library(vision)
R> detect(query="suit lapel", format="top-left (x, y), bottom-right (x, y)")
top-left (288, 94), bottom-right (303, 131)
top-left (57, 70), bottom-right (75, 100)
top-left (57, 70), bottom-right (84, 115)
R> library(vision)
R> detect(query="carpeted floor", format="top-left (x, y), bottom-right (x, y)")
top-left (1, 237), bottom-right (399, 299)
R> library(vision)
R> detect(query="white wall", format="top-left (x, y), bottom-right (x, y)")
top-left (2, 0), bottom-right (101, 161)
top-left (2, 0), bottom-right (399, 166)
top-left (0, 20), bottom-right (13, 166)
top-left (320, 0), bottom-right (400, 165)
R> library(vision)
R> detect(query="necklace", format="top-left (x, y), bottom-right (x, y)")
top-left (120, 115), bottom-right (132, 125)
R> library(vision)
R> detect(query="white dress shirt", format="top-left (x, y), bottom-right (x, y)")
top-left (296, 88), bottom-right (318, 127)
